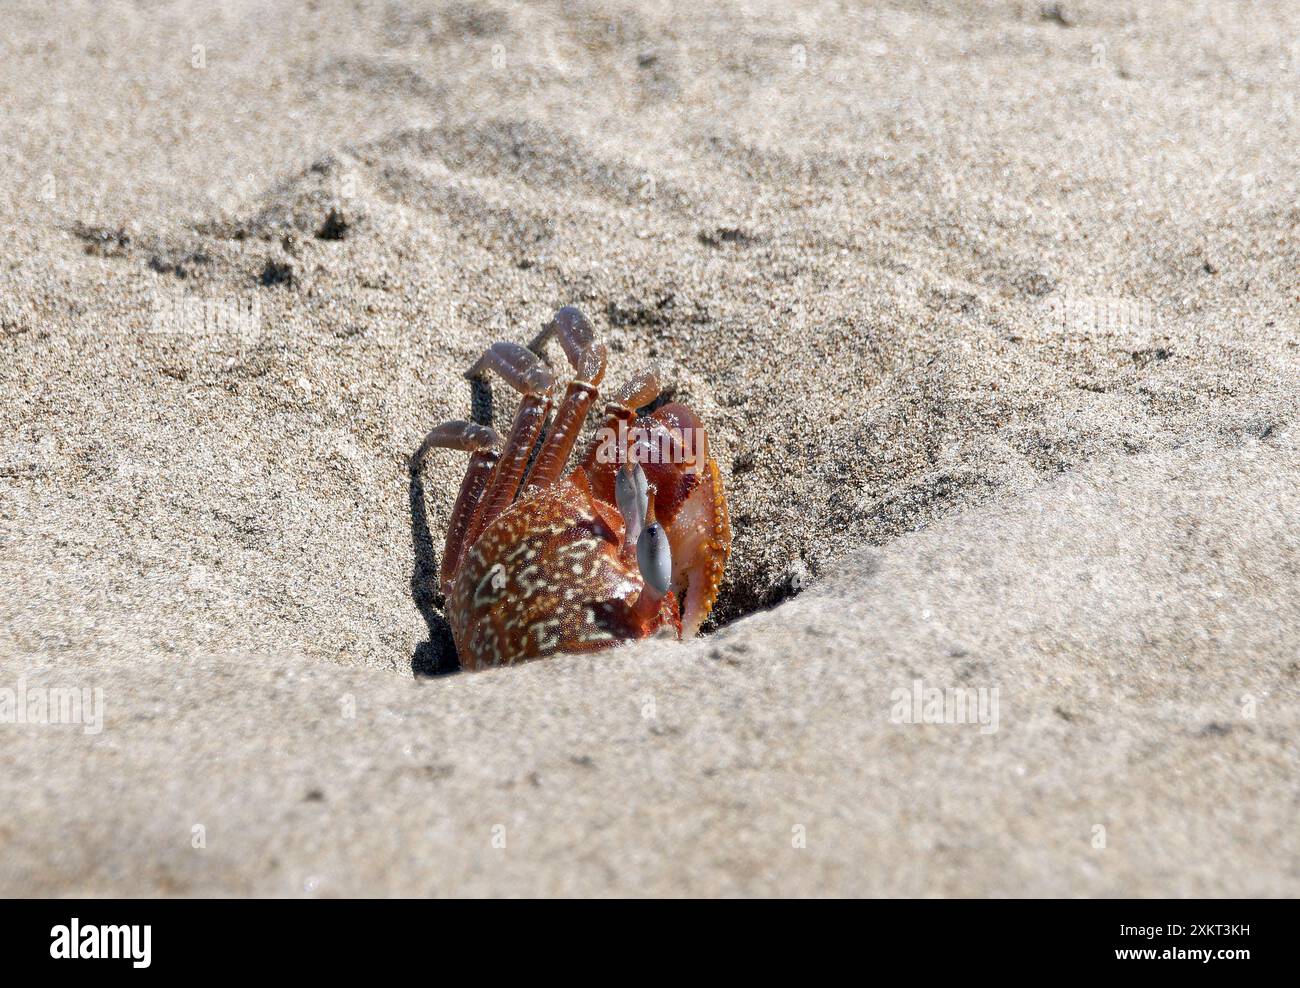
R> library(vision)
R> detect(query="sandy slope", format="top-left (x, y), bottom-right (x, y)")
top-left (1, 0), bottom-right (1297, 895)
top-left (4, 439), bottom-right (1297, 896)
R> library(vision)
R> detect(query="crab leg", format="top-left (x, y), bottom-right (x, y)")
top-left (577, 369), bottom-right (661, 470)
top-left (531, 309), bottom-right (652, 429)
top-left (527, 305), bottom-right (595, 367)
top-left (416, 421), bottom-right (502, 596)
top-left (605, 371), bottom-right (661, 426)
top-left (463, 342), bottom-right (555, 547)
top-left (518, 306), bottom-right (610, 494)
top-left (523, 341), bottom-right (608, 493)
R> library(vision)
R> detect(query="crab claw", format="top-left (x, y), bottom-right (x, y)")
top-left (621, 403), bottom-right (730, 638)
top-left (664, 457), bottom-right (731, 638)
top-left (578, 399), bottom-right (731, 639)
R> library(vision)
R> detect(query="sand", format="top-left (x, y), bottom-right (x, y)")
top-left (1, 0), bottom-right (1297, 896)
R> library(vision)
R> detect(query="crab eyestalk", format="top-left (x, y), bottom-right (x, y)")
top-left (615, 458), bottom-right (649, 548)
top-left (635, 488), bottom-right (673, 608)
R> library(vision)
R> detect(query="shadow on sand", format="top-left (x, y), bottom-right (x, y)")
top-left (408, 456), bottom-right (460, 677)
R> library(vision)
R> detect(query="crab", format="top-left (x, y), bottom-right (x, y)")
top-left (417, 306), bottom-right (731, 670)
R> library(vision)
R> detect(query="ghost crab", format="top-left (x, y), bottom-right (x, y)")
top-left (418, 306), bottom-right (731, 670)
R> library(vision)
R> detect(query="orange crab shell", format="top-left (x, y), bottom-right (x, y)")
top-left (446, 470), bottom-right (680, 670)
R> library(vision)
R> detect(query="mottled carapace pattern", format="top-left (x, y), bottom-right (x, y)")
top-left (448, 474), bottom-right (678, 667)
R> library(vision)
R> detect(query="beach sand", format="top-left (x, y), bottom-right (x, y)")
top-left (1, 0), bottom-right (1297, 895)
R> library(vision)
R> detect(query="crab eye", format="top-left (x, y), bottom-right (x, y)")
top-left (636, 520), bottom-right (673, 596)
top-left (615, 460), bottom-right (648, 546)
